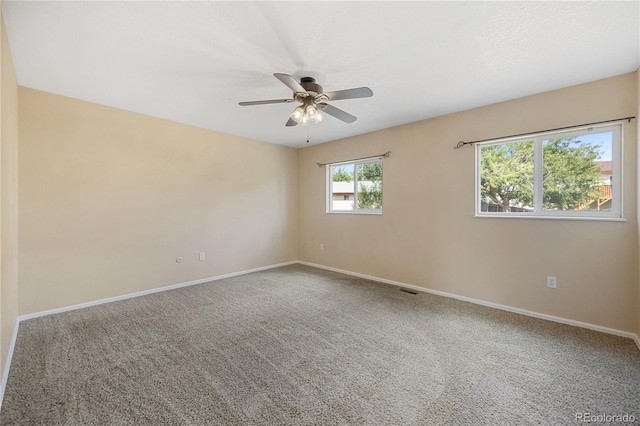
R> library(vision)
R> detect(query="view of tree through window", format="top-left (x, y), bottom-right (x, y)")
top-left (328, 159), bottom-right (382, 213)
top-left (480, 140), bottom-right (534, 212)
top-left (356, 162), bottom-right (382, 210)
top-left (477, 125), bottom-right (620, 218)
top-left (542, 137), bottom-right (605, 211)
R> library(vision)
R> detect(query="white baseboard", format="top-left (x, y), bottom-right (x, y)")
top-left (298, 261), bottom-right (640, 344)
top-left (1, 318), bottom-right (21, 409)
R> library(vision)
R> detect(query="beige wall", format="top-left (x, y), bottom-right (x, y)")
top-left (0, 9), bottom-right (20, 383)
top-left (18, 88), bottom-right (298, 315)
top-left (8, 51), bottom-right (640, 340)
top-left (299, 72), bottom-right (638, 333)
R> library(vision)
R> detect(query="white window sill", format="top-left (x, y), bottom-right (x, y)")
top-left (326, 210), bottom-right (382, 216)
top-left (474, 214), bottom-right (625, 222)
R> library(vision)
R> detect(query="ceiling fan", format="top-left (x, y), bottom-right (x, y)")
top-left (239, 73), bottom-right (373, 127)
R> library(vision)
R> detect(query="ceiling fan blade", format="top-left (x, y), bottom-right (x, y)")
top-left (285, 117), bottom-right (298, 127)
top-left (239, 99), bottom-right (294, 106)
top-left (323, 87), bottom-right (373, 101)
top-left (274, 73), bottom-right (307, 94)
top-left (319, 103), bottom-right (357, 123)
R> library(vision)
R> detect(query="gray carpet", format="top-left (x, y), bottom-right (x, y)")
top-left (1, 264), bottom-right (639, 425)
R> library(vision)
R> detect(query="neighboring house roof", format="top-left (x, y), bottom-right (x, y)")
top-left (332, 181), bottom-right (379, 193)
top-left (596, 161), bottom-right (612, 175)
top-left (332, 182), bottom-right (354, 193)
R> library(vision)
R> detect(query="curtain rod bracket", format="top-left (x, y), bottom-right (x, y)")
top-left (454, 141), bottom-right (467, 149)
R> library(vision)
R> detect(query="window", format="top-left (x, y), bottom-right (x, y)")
top-left (476, 123), bottom-right (622, 219)
top-left (327, 159), bottom-right (383, 214)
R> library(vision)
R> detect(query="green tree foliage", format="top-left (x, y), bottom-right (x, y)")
top-left (332, 168), bottom-right (353, 182)
top-left (480, 141), bottom-right (534, 212)
top-left (480, 138), bottom-right (603, 212)
top-left (358, 181), bottom-right (382, 209)
top-left (542, 139), bottom-right (602, 210)
top-left (356, 162), bottom-right (382, 209)
top-left (358, 162), bottom-right (382, 182)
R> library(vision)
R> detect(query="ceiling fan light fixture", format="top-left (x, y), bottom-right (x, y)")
top-left (294, 103), bottom-right (322, 126)
top-left (300, 112), bottom-right (310, 126)
top-left (290, 106), bottom-right (304, 123)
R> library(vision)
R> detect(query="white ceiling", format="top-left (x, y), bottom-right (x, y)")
top-left (2, 1), bottom-right (639, 148)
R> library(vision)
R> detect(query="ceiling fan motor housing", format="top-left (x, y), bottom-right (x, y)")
top-left (299, 77), bottom-right (323, 95)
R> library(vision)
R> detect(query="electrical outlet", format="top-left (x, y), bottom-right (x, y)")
top-left (320, 243), bottom-right (324, 251)
top-left (199, 252), bottom-right (205, 261)
top-left (547, 276), bottom-right (557, 288)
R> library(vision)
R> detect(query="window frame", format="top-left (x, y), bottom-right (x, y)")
top-left (474, 122), bottom-right (623, 220)
top-left (326, 158), bottom-right (383, 215)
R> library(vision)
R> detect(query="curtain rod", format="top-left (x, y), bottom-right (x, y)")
top-left (316, 151), bottom-right (391, 167)
top-left (453, 116), bottom-right (636, 149)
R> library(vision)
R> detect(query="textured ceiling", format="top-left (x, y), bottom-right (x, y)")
top-left (2, 1), bottom-right (639, 148)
